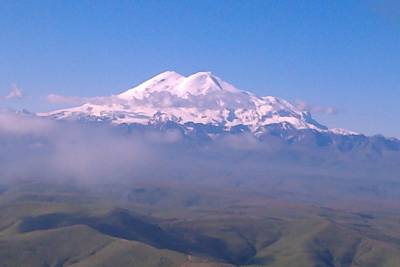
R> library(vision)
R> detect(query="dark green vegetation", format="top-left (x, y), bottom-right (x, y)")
top-left (0, 180), bottom-right (399, 267)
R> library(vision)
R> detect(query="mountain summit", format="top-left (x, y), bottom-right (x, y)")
top-left (40, 71), bottom-right (356, 137)
top-left (118, 71), bottom-right (239, 100)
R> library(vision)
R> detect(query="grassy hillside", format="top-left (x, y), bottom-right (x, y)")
top-left (0, 181), bottom-right (399, 266)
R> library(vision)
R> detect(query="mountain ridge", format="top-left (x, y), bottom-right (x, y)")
top-left (39, 71), bottom-right (358, 137)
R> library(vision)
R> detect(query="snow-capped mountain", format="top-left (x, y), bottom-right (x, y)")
top-left (39, 71), bottom-right (357, 137)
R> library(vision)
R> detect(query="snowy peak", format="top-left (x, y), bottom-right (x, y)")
top-left (39, 71), bottom-right (358, 136)
top-left (118, 71), bottom-right (240, 100)
top-left (118, 71), bottom-right (185, 100)
top-left (177, 71), bottom-right (240, 97)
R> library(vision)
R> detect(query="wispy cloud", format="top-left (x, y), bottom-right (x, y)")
top-left (46, 94), bottom-right (90, 105)
top-left (294, 100), bottom-right (338, 115)
top-left (1, 84), bottom-right (24, 100)
top-left (46, 94), bottom-right (117, 106)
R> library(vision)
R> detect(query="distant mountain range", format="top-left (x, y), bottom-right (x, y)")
top-left (39, 71), bottom-right (399, 151)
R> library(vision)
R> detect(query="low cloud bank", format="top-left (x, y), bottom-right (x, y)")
top-left (0, 111), bottom-right (296, 185)
top-left (0, 111), bottom-right (155, 183)
top-left (0, 110), bottom-right (399, 208)
top-left (0, 111), bottom-right (261, 184)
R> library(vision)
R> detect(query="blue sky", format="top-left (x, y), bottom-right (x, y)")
top-left (0, 0), bottom-right (399, 137)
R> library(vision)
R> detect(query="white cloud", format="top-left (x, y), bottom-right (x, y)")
top-left (0, 111), bottom-right (54, 136)
top-left (46, 94), bottom-right (122, 106)
top-left (294, 100), bottom-right (338, 115)
top-left (46, 94), bottom-right (90, 105)
top-left (2, 84), bottom-right (24, 100)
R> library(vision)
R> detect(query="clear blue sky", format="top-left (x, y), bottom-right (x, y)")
top-left (0, 0), bottom-right (399, 137)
